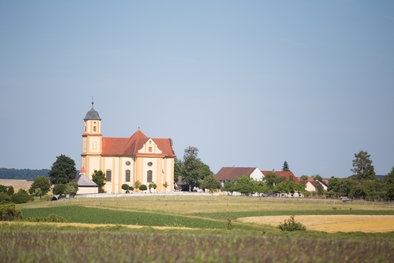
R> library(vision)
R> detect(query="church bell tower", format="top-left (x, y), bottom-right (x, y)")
top-left (81, 101), bottom-right (102, 178)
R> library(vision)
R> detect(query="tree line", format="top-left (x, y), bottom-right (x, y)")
top-left (0, 168), bottom-right (49, 180)
top-left (327, 150), bottom-right (394, 201)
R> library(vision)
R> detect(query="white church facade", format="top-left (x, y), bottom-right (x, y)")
top-left (81, 102), bottom-right (176, 193)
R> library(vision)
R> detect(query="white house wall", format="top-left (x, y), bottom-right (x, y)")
top-left (78, 187), bottom-right (99, 194)
top-left (250, 168), bottom-right (264, 181)
top-left (305, 182), bottom-right (316, 192)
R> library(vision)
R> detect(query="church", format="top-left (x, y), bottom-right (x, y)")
top-left (81, 102), bottom-right (176, 193)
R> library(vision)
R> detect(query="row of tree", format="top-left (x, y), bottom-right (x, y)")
top-left (0, 168), bottom-right (49, 180)
top-left (0, 173), bottom-right (80, 205)
top-left (326, 150), bottom-right (394, 200)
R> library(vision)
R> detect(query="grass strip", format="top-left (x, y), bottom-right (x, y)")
top-left (21, 205), bottom-right (241, 229)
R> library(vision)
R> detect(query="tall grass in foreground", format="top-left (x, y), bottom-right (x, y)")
top-left (1, 230), bottom-right (393, 263)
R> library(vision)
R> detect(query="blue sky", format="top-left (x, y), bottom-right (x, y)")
top-left (0, 1), bottom-right (393, 178)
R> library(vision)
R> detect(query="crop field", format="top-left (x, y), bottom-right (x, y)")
top-left (239, 215), bottom-right (394, 233)
top-left (0, 179), bottom-right (32, 191)
top-left (2, 195), bottom-right (394, 262)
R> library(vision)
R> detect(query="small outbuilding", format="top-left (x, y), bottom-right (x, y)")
top-left (71, 167), bottom-right (99, 194)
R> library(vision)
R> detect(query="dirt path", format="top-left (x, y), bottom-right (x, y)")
top-left (238, 215), bottom-right (394, 233)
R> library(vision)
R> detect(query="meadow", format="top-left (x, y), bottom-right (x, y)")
top-left (2, 194), bottom-right (394, 262)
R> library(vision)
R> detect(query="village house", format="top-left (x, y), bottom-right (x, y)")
top-left (215, 167), bottom-right (264, 186)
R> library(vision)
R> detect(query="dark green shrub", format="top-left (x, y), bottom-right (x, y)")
top-left (53, 184), bottom-right (66, 195)
top-left (139, 184), bottom-right (147, 191)
top-left (0, 185), bottom-right (7, 193)
top-left (277, 215), bottom-right (306, 231)
top-left (0, 204), bottom-right (23, 221)
top-left (11, 189), bottom-right (30, 204)
top-left (0, 192), bottom-right (11, 204)
top-left (7, 186), bottom-right (14, 196)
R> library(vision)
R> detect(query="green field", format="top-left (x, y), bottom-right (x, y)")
top-left (1, 195), bottom-right (394, 262)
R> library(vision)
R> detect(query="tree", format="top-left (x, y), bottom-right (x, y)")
top-left (0, 185), bottom-right (7, 193)
top-left (92, 170), bottom-right (106, 192)
top-left (134, 180), bottom-right (141, 192)
top-left (198, 162), bottom-right (214, 181)
top-left (299, 175), bottom-right (308, 184)
top-left (282, 161), bottom-right (290, 171)
top-left (11, 189), bottom-right (30, 204)
top-left (328, 177), bottom-right (357, 197)
top-left (139, 184), bottom-right (147, 191)
top-left (174, 158), bottom-right (183, 182)
top-left (263, 171), bottom-right (285, 194)
top-left (351, 150), bottom-right (377, 181)
top-left (313, 175), bottom-right (323, 182)
top-left (0, 192), bottom-right (11, 204)
top-left (49, 155), bottom-right (77, 184)
top-left (65, 182), bottom-right (78, 197)
top-left (148, 182), bottom-right (157, 193)
top-left (385, 167), bottom-right (394, 200)
top-left (176, 146), bottom-right (214, 192)
top-left (29, 175), bottom-right (51, 199)
top-left (236, 175), bottom-right (255, 195)
top-left (200, 176), bottom-right (221, 193)
top-left (253, 180), bottom-right (269, 199)
top-left (182, 146), bottom-right (202, 192)
top-left (52, 184), bottom-right (66, 196)
top-left (223, 181), bottom-right (236, 195)
top-left (7, 186), bottom-right (14, 196)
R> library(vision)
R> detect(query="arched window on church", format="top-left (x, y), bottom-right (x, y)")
top-left (106, 170), bottom-right (112, 182)
top-left (125, 170), bottom-right (130, 182)
top-left (93, 126), bottom-right (96, 132)
top-left (147, 170), bottom-right (152, 183)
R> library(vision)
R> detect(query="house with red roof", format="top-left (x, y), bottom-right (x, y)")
top-left (215, 167), bottom-right (264, 186)
top-left (81, 102), bottom-right (176, 193)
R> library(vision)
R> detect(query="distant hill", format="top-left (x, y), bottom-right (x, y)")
top-left (0, 168), bottom-right (49, 180)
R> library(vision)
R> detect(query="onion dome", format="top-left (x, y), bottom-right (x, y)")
top-left (84, 102), bottom-right (101, 121)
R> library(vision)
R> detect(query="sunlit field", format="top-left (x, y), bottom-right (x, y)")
top-left (2, 194), bottom-right (394, 262)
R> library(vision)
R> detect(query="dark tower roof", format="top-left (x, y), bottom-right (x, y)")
top-left (84, 102), bottom-right (101, 121)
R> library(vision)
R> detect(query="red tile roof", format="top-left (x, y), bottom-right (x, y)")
top-left (101, 130), bottom-right (176, 157)
top-left (261, 170), bottom-right (300, 183)
top-left (215, 167), bottom-right (258, 181)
